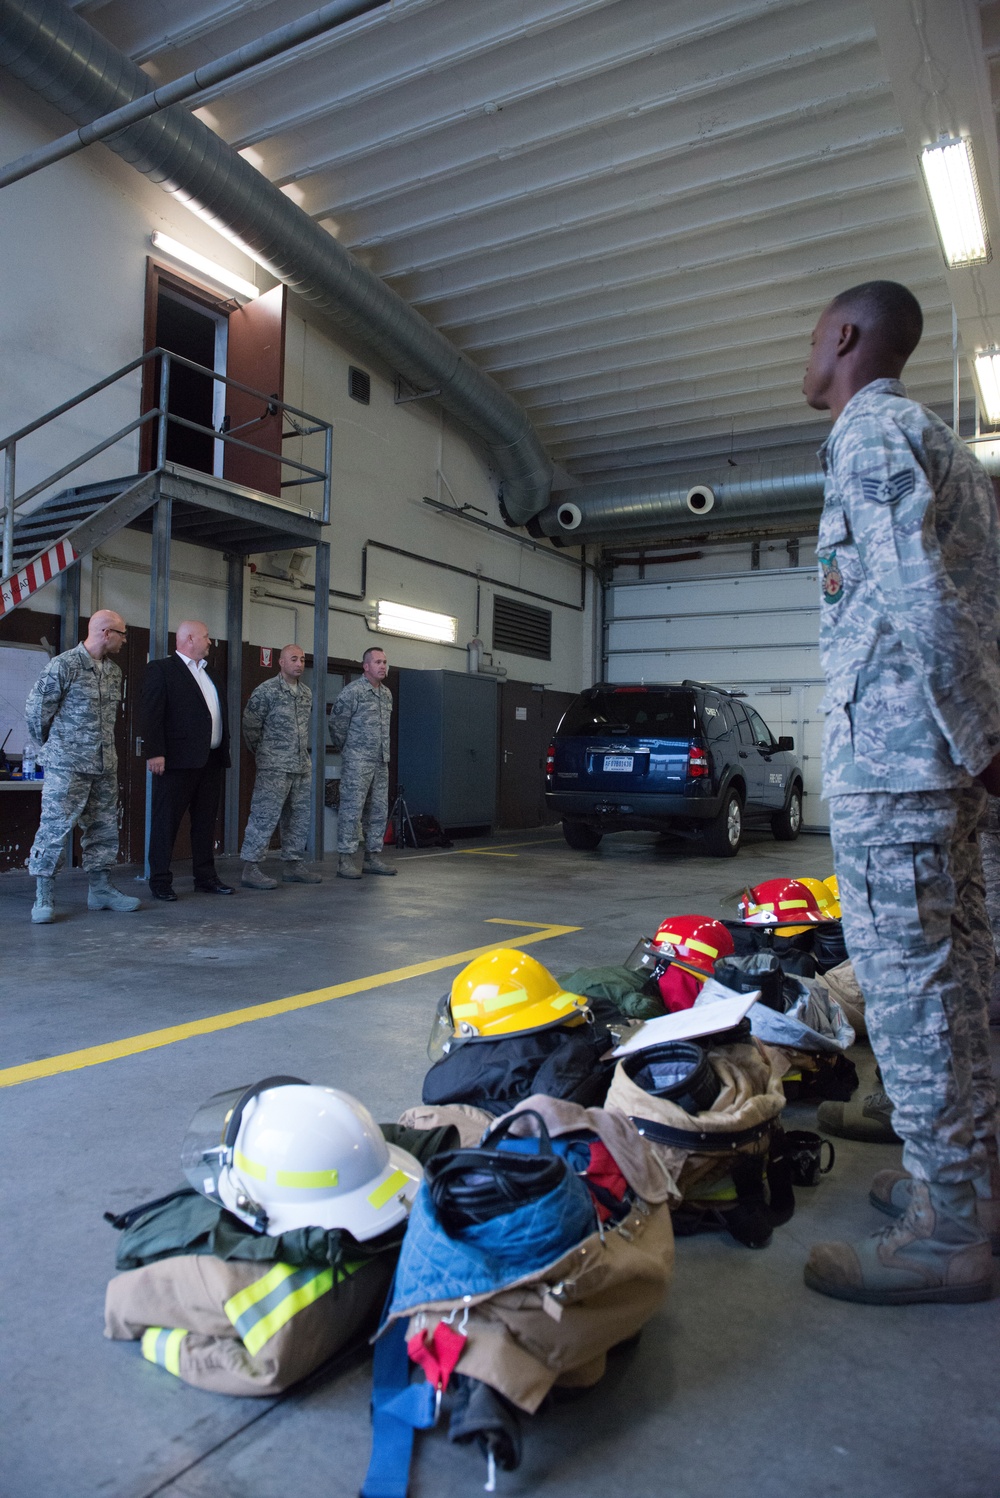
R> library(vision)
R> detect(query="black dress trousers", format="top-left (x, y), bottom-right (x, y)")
top-left (148, 748), bottom-right (226, 889)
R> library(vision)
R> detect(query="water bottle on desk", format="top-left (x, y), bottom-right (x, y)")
top-left (22, 742), bottom-right (36, 780)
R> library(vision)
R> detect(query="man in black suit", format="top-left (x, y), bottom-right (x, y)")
top-left (141, 620), bottom-right (233, 900)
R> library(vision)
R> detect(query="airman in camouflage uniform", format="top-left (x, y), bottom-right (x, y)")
top-left (329, 645), bottom-right (395, 878)
top-left (26, 609), bottom-right (141, 923)
top-left (800, 282), bottom-right (1000, 1305)
top-left (240, 644), bottom-right (321, 889)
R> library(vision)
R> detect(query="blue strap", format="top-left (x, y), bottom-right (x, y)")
top-left (360, 1318), bottom-right (437, 1498)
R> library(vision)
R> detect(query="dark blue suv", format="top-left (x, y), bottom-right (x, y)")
top-left (544, 681), bottom-right (803, 857)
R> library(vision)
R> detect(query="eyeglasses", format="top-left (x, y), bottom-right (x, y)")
top-left (106, 628), bottom-right (127, 636)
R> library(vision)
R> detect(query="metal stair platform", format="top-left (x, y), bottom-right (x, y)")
top-left (1, 466), bottom-right (322, 619)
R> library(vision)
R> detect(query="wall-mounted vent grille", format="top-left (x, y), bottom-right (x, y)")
top-left (349, 366), bottom-right (371, 404)
top-left (493, 595), bottom-right (551, 660)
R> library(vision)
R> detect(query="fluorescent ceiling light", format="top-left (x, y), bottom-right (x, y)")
top-left (920, 137), bottom-right (992, 268)
top-left (974, 350), bottom-right (1000, 423)
top-left (375, 599), bottom-right (457, 644)
top-left (150, 231), bottom-right (259, 299)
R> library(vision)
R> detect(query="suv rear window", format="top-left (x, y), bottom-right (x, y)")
top-left (557, 689), bottom-right (698, 738)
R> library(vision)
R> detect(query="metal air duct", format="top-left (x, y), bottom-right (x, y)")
top-left (530, 437), bottom-right (1000, 546)
top-left (528, 459), bottom-right (828, 543)
top-left (0, 0), bottom-right (553, 524)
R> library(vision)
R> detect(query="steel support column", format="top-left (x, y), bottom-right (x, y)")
top-left (310, 540), bottom-right (331, 860)
top-left (58, 560), bottom-right (81, 649)
top-left (145, 485), bottom-right (171, 877)
top-left (224, 552), bottom-right (244, 857)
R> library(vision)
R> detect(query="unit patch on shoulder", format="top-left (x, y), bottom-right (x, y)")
top-left (859, 469), bottom-right (916, 505)
top-left (819, 551), bottom-right (843, 604)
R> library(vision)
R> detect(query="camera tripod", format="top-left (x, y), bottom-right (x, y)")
top-left (386, 783), bottom-right (420, 850)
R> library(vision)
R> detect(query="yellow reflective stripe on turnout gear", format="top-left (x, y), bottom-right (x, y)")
top-left (274, 1166), bottom-right (340, 1189)
top-left (234, 1149), bottom-right (267, 1181)
top-left (223, 1261), bottom-right (337, 1356)
top-left (367, 1168), bottom-right (410, 1210)
top-left (141, 1326), bottom-right (187, 1376)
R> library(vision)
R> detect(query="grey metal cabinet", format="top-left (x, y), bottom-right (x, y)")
top-left (397, 669), bottom-right (497, 830)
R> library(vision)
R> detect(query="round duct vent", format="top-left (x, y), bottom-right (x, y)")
top-left (685, 485), bottom-right (715, 515)
top-left (557, 502), bottom-right (583, 530)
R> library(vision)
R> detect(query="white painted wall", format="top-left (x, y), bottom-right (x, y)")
top-left (0, 85), bottom-right (594, 690)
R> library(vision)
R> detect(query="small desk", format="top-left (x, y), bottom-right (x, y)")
top-left (0, 779), bottom-right (43, 872)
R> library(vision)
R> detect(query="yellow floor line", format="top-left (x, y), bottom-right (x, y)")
top-left (459, 850), bottom-right (519, 857)
top-left (403, 836), bottom-right (562, 860)
top-left (0, 919), bottom-right (582, 1090)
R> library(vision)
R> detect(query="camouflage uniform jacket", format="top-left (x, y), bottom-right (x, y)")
top-left (329, 676), bottom-right (391, 763)
top-left (817, 377), bottom-right (1000, 795)
top-left (25, 640), bottom-right (120, 774)
top-left (242, 675), bottom-right (312, 772)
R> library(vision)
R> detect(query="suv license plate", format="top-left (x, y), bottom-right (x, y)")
top-left (603, 755), bottom-right (634, 772)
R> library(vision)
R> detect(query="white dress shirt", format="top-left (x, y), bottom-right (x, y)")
top-left (177, 651), bottom-right (223, 749)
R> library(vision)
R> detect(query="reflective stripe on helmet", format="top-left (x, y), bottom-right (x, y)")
top-left (659, 933), bottom-right (719, 959)
top-left (777, 899), bottom-right (808, 910)
top-left (483, 986), bottom-right (530, 1012)
top-left (234, 1149), bottom-right (267, 1181)
top-left (275, 1166), bottom-right (340, 1189)
top-left (367, 1168), bottom-right (410, 1210)
top-left (141, 1326), bottom-right (187, 1376)
top-left (224, 1262), bottom-right (341, 1356)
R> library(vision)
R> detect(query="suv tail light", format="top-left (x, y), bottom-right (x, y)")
top-left (687, 745), bottom-right (709, 779)
top-left (545, 743), bottom-right (556, 776)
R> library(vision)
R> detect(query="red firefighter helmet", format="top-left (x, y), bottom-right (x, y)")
top-left (651, 914), bottom-right (735, 982)
top-left (738, 877), bottom-right (824, 928)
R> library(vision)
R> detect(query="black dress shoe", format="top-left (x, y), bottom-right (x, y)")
top-left (150, 887), bottom-right (178, 901)
top-left (194, 880), bottom-right (234, 894)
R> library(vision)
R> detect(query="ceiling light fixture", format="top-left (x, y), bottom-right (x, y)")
top-left (973, 349), bottom-right (1000, 423)
top-left (919, 137), bottom-right (992, 268)
top-left (150, 231), bottom-right (259, 299)
top-left (374, 600), bottom-right (457, 644)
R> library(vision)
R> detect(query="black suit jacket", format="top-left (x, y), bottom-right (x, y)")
top-left (140, 654), bottom-right (231, 770)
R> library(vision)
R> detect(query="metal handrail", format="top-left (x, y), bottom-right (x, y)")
top-left (1, 347), bottom-right (333, 577)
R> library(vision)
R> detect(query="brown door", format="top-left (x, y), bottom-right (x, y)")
top-left (224, 287), bottom-right (286, 496)
top-left (497, 681), bottom-right (576, 829)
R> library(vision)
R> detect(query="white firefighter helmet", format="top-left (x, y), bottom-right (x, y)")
top-left (182, 1077), bottom-right (422, 1239)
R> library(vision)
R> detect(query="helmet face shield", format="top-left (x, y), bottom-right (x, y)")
top-left (624, 937), bottom-right (671, 985)
top-left (427, 992), bottom-right (456, 1061)
top-left (181, 1085), bottom-right (249, 1203)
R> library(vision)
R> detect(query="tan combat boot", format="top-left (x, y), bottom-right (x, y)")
top-left (337, 849), bottom-right (363, 880)
top-left (871, 1154), bottom-right (1000, 1255)
top-left (805, 1181), bottom-right (993, 1305)
top-left (363, 851), bottom-right (397, 876)
top-left (242, 863), bottom-right (278, 890)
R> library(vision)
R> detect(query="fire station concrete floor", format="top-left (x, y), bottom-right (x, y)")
top-left (2, 825), bottom-right (999, 1498)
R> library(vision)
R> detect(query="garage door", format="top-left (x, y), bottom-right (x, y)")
top-left (605, 567), bottom-right (828, 830)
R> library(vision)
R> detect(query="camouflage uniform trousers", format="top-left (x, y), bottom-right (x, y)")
top-left (240, 770), bottom-right (311, 864)
top-left (337, 757), bottom-right (388, 854)
top-left (830, 784), bottom-right (998, 1188)
top-left (28, 766), bottom-right (120, 876)
top-left (976, 794), bottom-right (1000, 1021)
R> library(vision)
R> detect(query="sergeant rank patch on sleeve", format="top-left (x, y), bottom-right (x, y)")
top-left (859, 469), bottom-right (916, 505)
